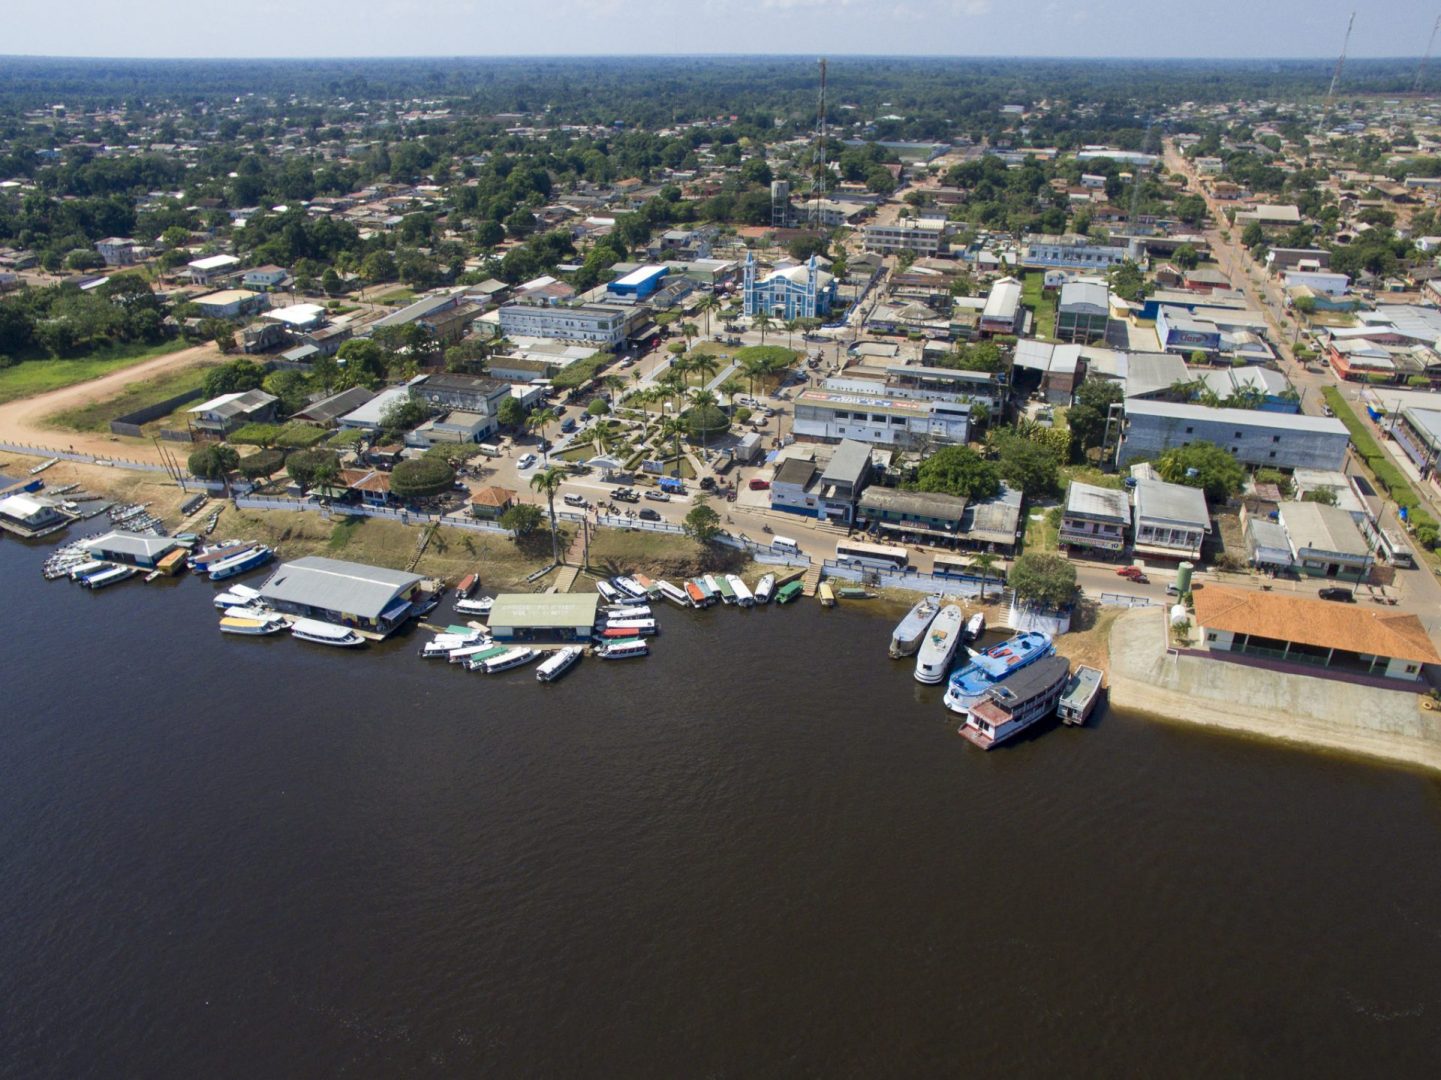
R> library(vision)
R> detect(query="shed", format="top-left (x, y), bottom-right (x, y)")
top-left (488, 593), bottom-right (600, 643)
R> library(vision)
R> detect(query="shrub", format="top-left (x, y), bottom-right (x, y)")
top-left (390, 456), bottom-right (456, 499)
top-left (238, 448), bottom-right (286, 479)
top-left (187, 444), bottom-right (239, 480)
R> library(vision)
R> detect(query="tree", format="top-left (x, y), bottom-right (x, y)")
top-left (334, 338), bottom-right (390, 389)
top-left (993, 433), bottom-right (1060, 495)
top-left (390, 457), bottom-right (455, 500)
top-left (1172, 243), bottom-right (1200, 270)
top-left (202, 358), bottom-right (266, 398)
top-left (683, 497), bottom-right (723, 544)
top-left (499, 502), bottom-right (544, 537)
top-left (970, 552), bottom-right (1002, 601)
top-left (683, 390), bottom-right (729, 449)
top-left (262, 369), bottom-right (310, 416)
top-left (379, 397), bottom-right (428, 438)
top-left (497, 395), bottom-right (526, 429)
top-left (753, 311), bottom-right (773, 343)
top-left (586, 398), bottom-right (609, 417)
top-left (1156, 440), bottom-right (1245, 502)
top-left (529, 465), bottom-right (566, 565)
top-left (286, 448), bottom-right (340, 494)
top-left (1241, 222), bottom-right (1266, 251)
top-left (1069, 378), bottom-right (1124, 459)
top-left (913, 446), bottom-right (1001, 500)
top-left (1009, 552), bottom-right (1077, 609)
top-left (187, 444), bottom-right (239, 480)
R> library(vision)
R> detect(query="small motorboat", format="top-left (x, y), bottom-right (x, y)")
top-left (290, 618), bottom-right (365, 647)
top-left (596, 639), bottom-right (649, 660)
top-left (754, 574), bottom-right (776, 604)
top-left (536, 647), bottom-right (583, 682)
top-left (454, 573), bottom-right (479, 599)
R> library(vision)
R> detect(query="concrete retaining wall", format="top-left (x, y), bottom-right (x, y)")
top-left (107, 387), bottom-right (205, 437)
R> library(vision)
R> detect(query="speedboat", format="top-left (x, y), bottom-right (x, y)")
top-left (290, 618), bottom-right (365, 647)
top-left (754, 574), bottom-right (776, 604)
top-left (964, 612), bottom-right (986, 642)
top-left (943, 631), bottom-right (1056, 717)
top-left (913, 604), bottom-right (965, 684)
top-left (536, 646), bottom-right (583, 682)
top-left (889, 596), bottom-right (939, 658)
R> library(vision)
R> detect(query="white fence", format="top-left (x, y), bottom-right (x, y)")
top-left (822, 560), bottom-right (1008, 600)
top-left (0, 440), bottom-right (177, 474)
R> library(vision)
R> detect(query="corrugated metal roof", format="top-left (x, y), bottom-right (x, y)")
top-left (259, 556), bottom-right (421, 619)
top-left (488, 593), bottom-right (599, 629)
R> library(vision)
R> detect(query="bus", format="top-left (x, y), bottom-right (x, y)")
top-left (931, 554), bottom-right (974, 580)
top-left (834, 539), bottom-right (909, 571)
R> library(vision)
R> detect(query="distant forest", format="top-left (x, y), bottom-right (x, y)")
top-left (0, 56), bottom-right (1432, 134)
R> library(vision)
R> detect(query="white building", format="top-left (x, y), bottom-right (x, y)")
top-left (497, 302), bottom-right (630, 347)
top-left (862, 221), bottom-right (946, 256)
top-left (1021, 233), bottom-right (1140, 271)
top-left (792, 386), bottom-right (970, 449)
top-left (187, 253), bottom-right (241, 285)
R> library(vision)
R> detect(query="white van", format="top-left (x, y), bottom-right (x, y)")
top-left (478, 442), bottom-right (503, 458)
top-left (772, 536), bottom-right (800, 555)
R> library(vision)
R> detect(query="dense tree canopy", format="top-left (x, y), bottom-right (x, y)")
top-left (913, 446), bottom-right (1000, 500)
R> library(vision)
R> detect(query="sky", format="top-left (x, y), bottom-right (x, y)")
top-left (3, 0), bottom-right (1437, 60)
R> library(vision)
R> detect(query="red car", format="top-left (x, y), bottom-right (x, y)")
top-left (748, 478), bottom-right (771, 490)
top-left (1116, 566), bottom-right (1144, 579)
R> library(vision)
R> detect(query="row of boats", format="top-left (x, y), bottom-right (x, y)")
top-left (595, 570), bottom-right (804, 609)
top-left (213, 583), bottom-right (369, 646)
top-left (417, 619), bottom-right (646, 678)
top-left (891, 596), bottom-right (1105, 750)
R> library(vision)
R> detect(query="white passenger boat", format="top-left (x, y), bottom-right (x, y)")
top-left (1058, 664), bottom-right (1105, 725)
top-left (448, 640), bottom-right (498, 663)
top-left (595, 580), bottom-right (623, 603)
top-left (207, 546), bottom-right (273, 581)
top-left (68, 560), bottom-right (107, 581)
top-left (964, 612), bottom-right (986, 642)
top-left (604, 617), bottom-right (657, 637)
top-left (290, 618), bottom-right (365, 647)
top-left (656, 580), bottom-right (692, 608)
top-left (223, 604), bottom-right (276, 622)
top-left (80, 564), bottom-right (136, 589)
top-left (604, 604), bottom-right (652, 619)
top-left (727, 575), bottom-right (755, 607)
top-left (754, 574), bottom-right (776, 604)
top-left (219, 614), bottom-right (286, 636)
top-left (421, 631), bottom-right (484, 658)
top-left (536, 646), bottom-right (583, 682)
top-left (454, 596), bottom-right (494, 616)
top-left (596, 639), bottom-right (649, 660)
top-left (613, 576), bottom-right (648, 599)
top-left (213, 583), bottom-right (262, 609)
top-left (889, 596), bottom-right (940, 659)
top-left (958, 655), bottom-right (1071, 750)
top-left (913, 604), bottom-right (966, 684)
top-left (481, 647), bottom-right (540, 674)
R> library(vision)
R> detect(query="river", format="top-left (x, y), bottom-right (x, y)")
top-left (3, 537), bottom-right (1441, 1077)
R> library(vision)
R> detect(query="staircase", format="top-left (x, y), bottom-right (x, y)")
top-left (800, 562), bottom-right (823, 597)
top-left (552, 564), bottom-right (580, 593)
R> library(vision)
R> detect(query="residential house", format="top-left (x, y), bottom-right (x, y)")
top-left (291, 386), bottom-right (377, 428)
top-left (1131, 477), bottom-right (1209, 561)
top-left (469, 486), bottom-right (517, 521)
top-left (242, 265), bottom-right (290, 291)
top-left (193, 289), bottom-right (267, 320)
top-left (95, 237), bottom-right (138, 266)
top-left (187, 254), bottom-right (242, 286)
top-left (1278, 501), bottom-right (1374, 582)
top-left (1060, 482), bottom-right (1130, 553)
top-left (187, 389), bottom-right (279, 436)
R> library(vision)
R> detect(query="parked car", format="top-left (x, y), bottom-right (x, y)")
top-left (552, 406), bottom-right (566, 419)
top-left (638, 508), bottom-right (662, 521)
top-left (1318, 587), bottom-right (1355, 603)
top-left (1116, 565), bottom-right (1144, 579)
top-left (563, 493), bottom-right (587, 507)
top-left (644, 490), bottom-right (671, 502)
top-left (748, 478), bottom-right (771, 490)
top-left (517, 453), bottom-right (538, 469)
top-left (699, 476), bottom-right (717, 491)
top-left (613, 488), bottom-right (640, 503)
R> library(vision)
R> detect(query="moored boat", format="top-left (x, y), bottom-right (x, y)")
top-left (913, 604), bottom-right (966, 684)
top-left (775, 580), bottom-right (804, 605)
top-left (964, 612), bottom-right (986, 642)
top-left (613, 576), bottom-right (648, 600)
top-left (68, 560), bottom-right (108, 582)
top-left (726, 575), bottom-right (755, 607)
top-left (187, 542), bottom-right (251, 571)
top-left (603, 617), bottom-right (657, 637)
top-left (942, 631), bottom-right (1056, 716)
top-left (837, 586), bottom-right (875, 600)
top-left (596, 639), bottom-right (649, 660)
top-left (207, 546), bottom-right (274, 581)
top-left (213, 583), bottom-right (262, 609)
top-left (219, 614), bottom-right (286, 636)
top-left (454, 573), bottom-right (479, 599)
top-left (754, 574), bottom-right (776, 604)
top-left (536, 646), bottom-right (583, 682)
top-left (290, 618), bottom-right (365, 647)
top-left (694, 577), bottom-right (719, 606)
top-left (603, 604), bottom-right (652, 619)
top-left (421, 630), bottom-right (485, 657)
top-left (818, 582), bottom-right (836, 608)
top-left (657, 580), bottom-right (692, 608)
top-left (633, 573), bottom-right (661, 598)
top-left (712, 575), bottom-right (736, 605)
top-left (461, 645), bottom-right (510, 670)
top-left (155, 548), bottom-right (188, 576)
top-left (889, 596), bottom-right (939, 658)
top-left (596, 580), bottom-right (623, 603)
top-left (958, 655), bottom-right (1071, 750)
top-left (1058, 665), bottom-right (1105, 725)
top-left (481, 647), bottom-right (539, 674)
top-left (80, 564), bottom-right (136, 589)
top-left (454, 596), bottom-right (494, 616)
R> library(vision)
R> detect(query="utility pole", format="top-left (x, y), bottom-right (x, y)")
top-left (807, 58), bottom-right (828, 229)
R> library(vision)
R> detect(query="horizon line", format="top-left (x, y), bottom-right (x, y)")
top-left (0, 52), bottom-right (1430, 64)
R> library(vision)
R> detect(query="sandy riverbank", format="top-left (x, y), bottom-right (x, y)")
top-left (1107, 606), bottom-right (1441, 774)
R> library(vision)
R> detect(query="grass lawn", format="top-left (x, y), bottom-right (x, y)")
top-left (45, 362), bottom-right (216, 433)
top-left (1022, 504), bottom-right (1062, 553)
top-left (375, 288), bottom-right (417, 305)
top-left (1061, 464), bottom-right (1124, 490)
top-left (0, 339), bottom-right (192, 406)
top-left (1021, 273), bottom-right (1057, 343)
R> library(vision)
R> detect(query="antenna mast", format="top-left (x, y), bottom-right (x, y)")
top-left (1326, 12), bottom-right (1356, 108)
top-left (1415, 14), bottom-right (1441, 92)
top-left (807, 58), bottom-right (828, 228)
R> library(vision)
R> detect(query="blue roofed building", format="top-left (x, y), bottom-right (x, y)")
top-left (742, 253), bottom-right (837, 320)
top-left (606, 263), bottom-right (668, 301)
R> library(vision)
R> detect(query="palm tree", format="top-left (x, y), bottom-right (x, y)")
top-left (680, 321), bottom-right (699, 352)
top-left (525, 410), bottom-right (550, 463)
top-left (657, 371), bottom-right (687, 415)
top-left (689, 388), bottom-right (722, 452)
top-left (659, 416), bottom-right (688, 479)
top-left (753, 311), bottom-right (773, 344)
top-left (601, 373), bottom-right (626, 405)
top-left (688, 350), bottom-right (722, 389)
top-left (718, 376), bottom-right (746, 407)
top-left (784, 318), bottom-right (800, 351)
top-left (529, 465), bottom-right (565, 566)
top-left (740, 356), bottom-right (768, 399)
top-left (697, 294), bottom-right (720, 335)
top-left (670, 351), bottom-right (695, 386)
top-left (970, 552), bottom-right (1001, 602)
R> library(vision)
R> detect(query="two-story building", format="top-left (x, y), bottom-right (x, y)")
top-left (742, 253), bottom-right (837, 320)
top-left (497, 302), bottom-right (633, 347)
top-left (1117, 401), bottom-right (1351, 471)
top-left (1054, 280), bottom-right (1111, 344)
top-left (791, 387), bottom-right (970, 450)
top-left (1131, 477), bottom-right (1209, 561)
top-left (1059, 481), bottom-right (1130, 553)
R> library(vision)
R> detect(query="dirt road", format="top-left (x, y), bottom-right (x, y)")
top-left (0, 341), bottom-right (222, 463)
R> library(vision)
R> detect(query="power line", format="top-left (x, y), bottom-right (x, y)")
top-left (1414, 14), bottom-right (1441, 93)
